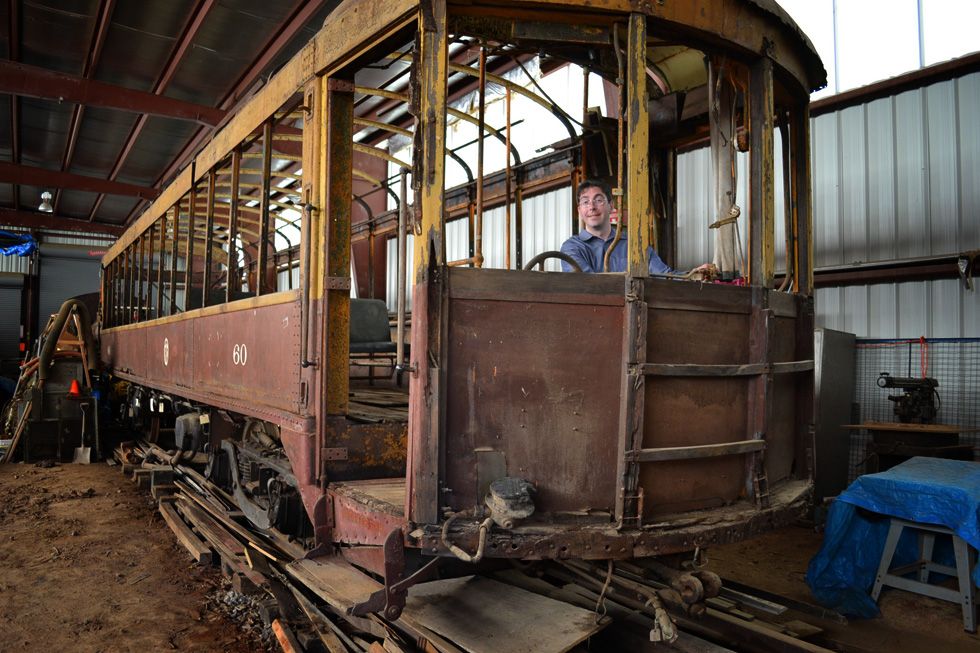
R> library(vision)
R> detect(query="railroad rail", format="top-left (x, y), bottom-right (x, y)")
top-left (116, 442), bottom-right (844, 653)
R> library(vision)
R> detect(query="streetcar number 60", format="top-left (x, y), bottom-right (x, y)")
top-left (232, 343), bottom-right (248, 366)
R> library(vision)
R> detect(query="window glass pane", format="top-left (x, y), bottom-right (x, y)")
top-left (923, 0), bottom-right (980, 65)
top-left (836, 0), bottom-right (918, 91)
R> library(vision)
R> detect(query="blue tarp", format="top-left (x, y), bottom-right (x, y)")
top-left (806, 457), bottom-right (980, 617)
top-left (0, 230), bottom-right (37, 256)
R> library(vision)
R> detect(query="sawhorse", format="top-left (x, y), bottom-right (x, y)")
top-left (871, 517), bottom-right (977, 632)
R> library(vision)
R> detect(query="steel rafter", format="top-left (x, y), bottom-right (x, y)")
top-left (0, 208), bottom-right (123, 235)
top-left (87, 0), bottom-right (219, 222)
top-left (0, 161), bottom-right (159, 199)
top-left (122, 0), bottom-right (326, 226)
top-left (0, 61), bottom-right (227, 126)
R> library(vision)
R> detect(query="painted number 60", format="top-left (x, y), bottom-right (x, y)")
top-left (232, 343), bottom-right (248, 366)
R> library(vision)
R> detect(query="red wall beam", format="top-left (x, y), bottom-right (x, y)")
top-left (0, 161), bottom-right (159, 199)
top-left (0, 60), bottom-right (226, 126)
top-left (0, 208), bottom-right (123, 236)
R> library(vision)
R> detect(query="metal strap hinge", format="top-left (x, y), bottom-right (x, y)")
top-left (326, 276), bottom-right (351, 290)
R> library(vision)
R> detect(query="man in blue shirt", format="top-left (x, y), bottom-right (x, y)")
top-left (560, 179), bottom-right (707, 276)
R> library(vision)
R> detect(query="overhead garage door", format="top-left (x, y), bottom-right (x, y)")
top-left (0, 274), bottom-right (23, 366)
top-left (38, 245), bottom-right (101, 325)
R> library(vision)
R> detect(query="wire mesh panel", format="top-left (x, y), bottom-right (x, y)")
top-left (848, 337), bottom-right (980, 481)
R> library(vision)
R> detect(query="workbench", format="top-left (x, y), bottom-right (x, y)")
top-left (806, 457), bottom-right (980, 630)
top-left (843, 422), bottom-right (976, 473)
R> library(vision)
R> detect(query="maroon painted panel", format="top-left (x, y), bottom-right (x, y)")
top-left (102, 327), bottom-right (148, 378)
top-left (103, 299), bottom-right (304, 414)
top-left (443, 297), bottom-right (623, 515)
top-left (141, 321), bottom-right (193, 388)
top-left (191, 302), bottom-right (304, 413)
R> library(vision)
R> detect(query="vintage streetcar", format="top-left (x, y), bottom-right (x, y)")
top-left (97, 0), bottom-right (825, 620)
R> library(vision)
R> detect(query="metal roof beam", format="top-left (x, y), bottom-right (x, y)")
top-left (0, 162), bottom-right (160, 199)
top-left (0, 61), bottom-right (227, 126)
top-left (0, 208), bottom-right (123, 236)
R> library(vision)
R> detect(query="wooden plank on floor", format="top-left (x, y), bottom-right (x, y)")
top-left (159, 502), bottom-right (212, 565)
top-left (286, 556), bottom-right (384, 614)
top-left (404, 575), bottom-right (604, 653)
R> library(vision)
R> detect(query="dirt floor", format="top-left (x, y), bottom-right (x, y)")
top-left (3, 460), bottom-right (978, 653)
top-left (711, 525), bottom-right (980, 653)
top-left (0, 461), bottom-right (272, 652)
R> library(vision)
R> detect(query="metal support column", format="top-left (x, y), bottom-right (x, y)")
top-left (616, 12), bottom-right (650, 526)
top-left (322, 76), bottom-right (354, 416)
top-left (749, 55), bottom-right (775, 287)
top-left (409, 0), bottom-right (449, 525)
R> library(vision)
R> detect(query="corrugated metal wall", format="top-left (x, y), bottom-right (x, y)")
top-left (38, 245), bottom-right (102, 322)
top-left (676, 71), bottom-right (980, 338)
top-left (816, 279), bottom-right (979, 339)
top-left (0, 275), bottom-right (23, 365)
top-left (0, 253), bottom-right (30, 275)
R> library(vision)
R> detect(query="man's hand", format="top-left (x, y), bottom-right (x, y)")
top-left (688, 263), bottom-right (718, 281)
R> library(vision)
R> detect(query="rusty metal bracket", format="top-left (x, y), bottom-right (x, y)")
top-left (958, 251), bottom-right (977, 291)
top-left (321, 447), bottom-right (348, 461)
top-left (349, 528), bottom-right (441, 620)
top-left (305, 494), bottom-right (335, 560)
top-left (325, 276), bottom-right (351, 290)
top-left (328, 78), bottom-right (354, 92)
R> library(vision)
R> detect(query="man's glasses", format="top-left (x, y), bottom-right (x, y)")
top-left (578, 196), bottom-right (608, 207)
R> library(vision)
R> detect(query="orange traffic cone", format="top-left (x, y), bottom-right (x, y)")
top-left (67, 379), bottom-right (82, 398)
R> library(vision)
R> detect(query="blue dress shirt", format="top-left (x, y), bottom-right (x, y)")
top-left (559, 229), bottom-right (674, 274)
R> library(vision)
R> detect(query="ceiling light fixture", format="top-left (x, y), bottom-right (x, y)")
top-left (38, 191), bottom-right (53, 213)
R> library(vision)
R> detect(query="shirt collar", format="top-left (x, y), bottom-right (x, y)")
top-left (577, 228), bottom-right (626, 242)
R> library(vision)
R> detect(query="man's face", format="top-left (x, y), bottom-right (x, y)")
top-left (577, 186), bottom-right (612, 235)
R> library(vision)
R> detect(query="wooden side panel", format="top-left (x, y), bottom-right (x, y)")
top-left (767, 316), bottom-right (801, 484)
top-left (639, 283), bottom-right (807, 517)
top-left (440, 271), bottom-right (625, 515)
top-left (642, 308), bottom-right (751, 516)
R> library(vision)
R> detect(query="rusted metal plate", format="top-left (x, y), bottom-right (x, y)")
top-left (324, 420), bottom-right (407, 481)
top-left (443, 291), bottom-right (623, 515)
